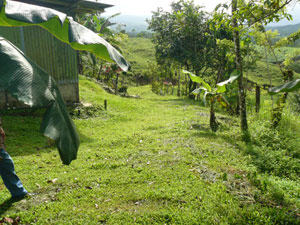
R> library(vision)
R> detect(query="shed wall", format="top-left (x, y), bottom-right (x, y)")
top-left (0, 26), bottom-right (79, 107)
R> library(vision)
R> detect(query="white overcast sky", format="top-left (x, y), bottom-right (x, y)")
top-left (103, 0), bottom-right (228, 16)
top-left (102, 0), bottom-right (300, 24)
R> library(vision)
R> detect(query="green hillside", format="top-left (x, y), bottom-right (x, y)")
top-left (267, 23), bottom-right (300, 37)
top-left (119, 37), bottom-right (156, 74)
top-left (247, 60), bottom-right (300, 86)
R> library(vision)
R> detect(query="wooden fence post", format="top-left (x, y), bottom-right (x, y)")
top-left (104, 99), bottom-right (107, 110)
top-left (177, 68), bottom-right (181, 97)
top-left (115, 73), bottom-right (119, 95)
top-left (256, 85), bottom-right (260, 113)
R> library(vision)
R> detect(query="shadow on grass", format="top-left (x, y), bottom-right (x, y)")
top-left (0, 197), bottom-right (20, 216)
top-left (190, 123), bottom-right (209, 131)
top-left (6, 130), bottom-right (94, 158)
top-left (151, 98), bottom-right (204, 107)
top-left (243, 141), bottom-right (299, 180)
top-left (190, 129), bottom-right (241, 150)
top-left (2, 112), bottom-right (94, 158)
top-left (191, 128), bottom-right (216, 137)
top-left (0, 108), bottom-right (46, 117)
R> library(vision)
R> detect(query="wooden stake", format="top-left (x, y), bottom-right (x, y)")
top-left (256, 85), bottom-right (260, 113)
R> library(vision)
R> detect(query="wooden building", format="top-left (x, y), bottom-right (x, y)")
top-left (0, 0), bottom-right (112, 108)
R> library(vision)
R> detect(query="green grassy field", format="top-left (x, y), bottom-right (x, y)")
top-left (247, 60), bottom-right (300, 86)
top-left (119, 37), bottom-right (300, 88)
top-left (0, 76), bottom-right (299, 224)
top-left (119, 37), bottom-right (156, 74)
top-left (248, 46), bottom-right (300, 86)
top-left (247, 61), bottom-right (286, 86)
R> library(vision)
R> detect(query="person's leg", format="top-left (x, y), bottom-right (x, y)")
top-left (0, 150), bottom-right (27, 198)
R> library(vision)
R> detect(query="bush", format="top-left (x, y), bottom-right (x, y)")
top-left (288, 91), bottom-right (300, 114)
top-left (118, 86), bottom-right (128, 93)
top-left (151, 81), bottom-right (162, 94)
top-left (248, 109), bottom-right (300, 180)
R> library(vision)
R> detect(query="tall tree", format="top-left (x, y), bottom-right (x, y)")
top-left (232, 0), bottom-right (248, 132)
top-left (215, 0), bottom-right (294, 134)
top-left (148, 0), bottom-right (215, 97)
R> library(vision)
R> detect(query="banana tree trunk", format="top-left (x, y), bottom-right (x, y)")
top-left (210, 98), bottom-right (218, 132)
top-left (272, 92), bottom-right (287, 128)
top-left (271, 70), bottom-right (293, 127)
top-left (177, 67), bottom-right (181, 97)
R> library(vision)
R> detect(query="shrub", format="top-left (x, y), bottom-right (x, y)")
top-left (248, 109), bottom-right (300, 180)
top-left (151, 81), bottom-right (161, 94)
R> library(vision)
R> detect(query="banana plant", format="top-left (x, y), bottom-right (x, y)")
top-left (0, 37), bottom-right (79, 165)
top-left (268, 77), bottom-right (300, 127)
top-left (0, 0), bottom-right (130, 71)
top-left (183, 70), bottom-right (240, 132)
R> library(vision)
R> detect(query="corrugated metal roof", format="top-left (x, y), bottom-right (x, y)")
top-left (12, 0), bottom-right (113, 14)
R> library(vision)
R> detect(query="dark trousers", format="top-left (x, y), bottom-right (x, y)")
top-left (0, 149), bottom-right (27, 198)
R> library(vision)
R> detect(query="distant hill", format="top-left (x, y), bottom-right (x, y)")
top-left (119, 37), bottom-right (155, 74)
top-left (266, 23), bottom-right (300, 37)
top-left (109, 15), bottom-right (150, 33)
top-left (108, 14), bottom-right (300, 37)
top-left (108, 14), bottom-right (300, 38)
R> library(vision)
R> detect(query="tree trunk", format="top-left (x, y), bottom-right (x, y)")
top-left (210, 99), bottom-right (218, 132)
top-left (121, 75), bottom-right (125, 86)
top-left (115, 73), bottom-right (119, 95)
top-left (188, 80), bottom-right (193, 99)
top-left (232, 0), bottom-right (248, 133)
top-left (97, 64), bottom-right (103, 81)
top-left (185, 73), bottom-right (188, 96)
top-left (177, 67), bottom-right (181, 97)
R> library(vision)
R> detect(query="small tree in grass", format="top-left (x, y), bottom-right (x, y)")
top-left (183, 70), bottom-right (240, 132)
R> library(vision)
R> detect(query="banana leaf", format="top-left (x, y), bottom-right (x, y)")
top-left (0, 0), bottom-right (130, 71)
top-left (0, 37), bottom-right (79, 165)
top-left (216, 70), bottom-right (240, 93)
top-left (192, 87), bottom-right (211, 105)
top-left (183, 70), bottom-right (211, 91)
top-left (216, 95), bottom-right (230, 108)
top-left (217, 70), bottom-right (240, 87)
top-left (269, 79), bottom-right (300, 95)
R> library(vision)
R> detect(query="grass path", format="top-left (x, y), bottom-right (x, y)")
top-left (0, 76), bottom-right (298, 224)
